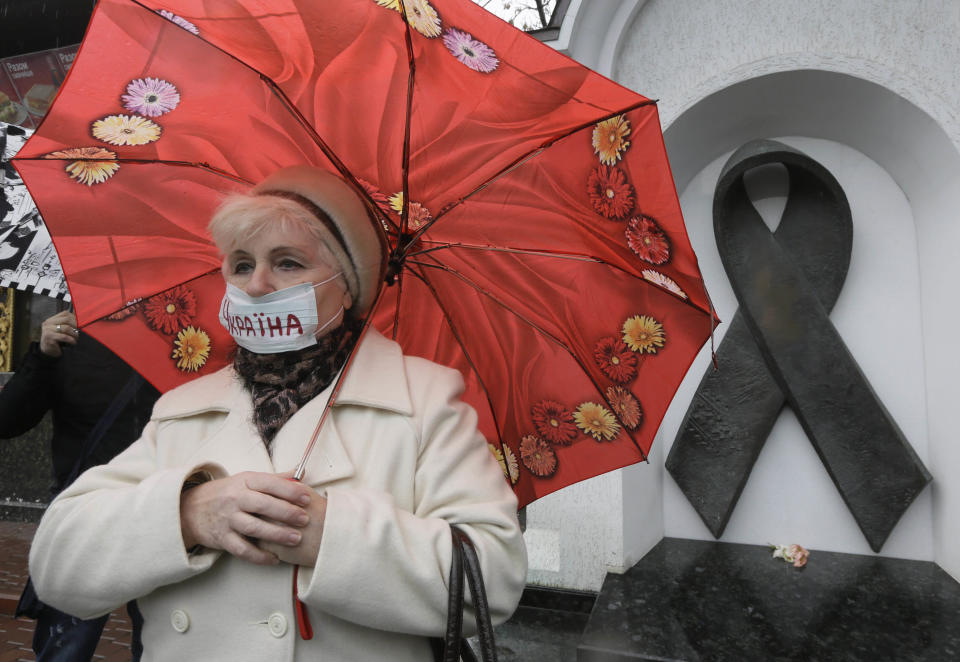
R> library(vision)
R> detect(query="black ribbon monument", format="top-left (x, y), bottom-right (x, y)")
top-left (666, 140), bottom-right (931, 552)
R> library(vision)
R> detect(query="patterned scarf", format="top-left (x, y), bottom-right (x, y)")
top-left (233, 316), bottom-right (362, 450)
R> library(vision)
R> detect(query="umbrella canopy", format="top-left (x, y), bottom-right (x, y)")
top-left (13, 0), bottom-right (716, 507)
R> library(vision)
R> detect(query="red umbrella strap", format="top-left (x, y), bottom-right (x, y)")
top-left (285, 476), bottom-right (313, 639)
top-left (292, 566), bottom-right (313, 640)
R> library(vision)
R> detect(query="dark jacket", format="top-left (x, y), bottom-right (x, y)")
top-left (0, 333), bottom-right (160, 493)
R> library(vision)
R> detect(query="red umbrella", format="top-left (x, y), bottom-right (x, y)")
top-left (13, 0), bottom-right (716, 508)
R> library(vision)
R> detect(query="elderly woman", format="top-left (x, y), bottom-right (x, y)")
top-left (29, 166), bottom-right (527, 661)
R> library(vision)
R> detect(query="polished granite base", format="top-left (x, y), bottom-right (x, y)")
top-left (475, 586), bottom-right (597, 662)
top-left (578, 537), bottom-right (960, 661)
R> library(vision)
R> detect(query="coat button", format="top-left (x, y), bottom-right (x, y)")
top-left (267, 612), bottom-right (288, 638)
top-left (171, 609), bottom-right (190, 633)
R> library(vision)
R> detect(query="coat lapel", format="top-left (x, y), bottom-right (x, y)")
top-left (167, 370), bottom-right (276, 475)
top-left (160, 329), bottom-right (413, 486)
top-left (271, 328), bottom-right (412, 487)
top-left (269, 383), bottom-right (351, 486)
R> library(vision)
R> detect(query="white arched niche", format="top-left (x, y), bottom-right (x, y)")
top-left (658, 69), bottom-right (960, 580)
top-left (521, 66), bottom-right (960, 591)
top-left (664, 136), bottom-right (930, 559)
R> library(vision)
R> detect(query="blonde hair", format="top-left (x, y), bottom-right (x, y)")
top-left (208, 193), bottom-right (336, 255)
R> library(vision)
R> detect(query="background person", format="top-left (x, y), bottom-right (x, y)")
top-left (0, 309), bottom-right (159, 661)
top-left (28, 166), bottom-right (527, 661)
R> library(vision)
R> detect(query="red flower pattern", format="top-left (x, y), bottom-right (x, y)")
top-left (594, 336), bottom-right (638, 384)
top-left (531, 400), bottom-right (578, 446)
top-left (625, 215), bottom-right (670, 265)
top-left (105, 299), bottom-right (141, 321)
top-left (606, 386), bottom-right (642, 430)
top-left (143, 285), bottom-right (196, 335)
top-left (519, 435), bottom-right (558, 478)
top-left (357, 178), bottom-right (393, 217)
top-left (587, 165), bottom-right (635, 220)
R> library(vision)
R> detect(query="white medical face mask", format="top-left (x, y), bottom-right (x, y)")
top-left (219, 273), bottom-right (345, 354)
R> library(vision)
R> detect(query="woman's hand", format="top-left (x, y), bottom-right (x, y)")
top-left (179, 471), bottom-right (314, 565)
top-left (257, 492), bottom-right (327, 567)
top-left (39, 311), bottom-right (79, 357)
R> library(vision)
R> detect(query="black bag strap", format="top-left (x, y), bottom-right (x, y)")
top-left (441, 526), bottom-right (466, 661)
top-left (458, 530), bottom-right (496, 662)
top-left (63, 370), bottom-right (143, 487)
top-left (438, 525), bottom-right (497, 662)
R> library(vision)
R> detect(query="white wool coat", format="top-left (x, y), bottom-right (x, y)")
top-left (29, 329), bottom-right (527, 661)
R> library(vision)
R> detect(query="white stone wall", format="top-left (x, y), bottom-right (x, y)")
top-left (524, 0), bottom-right (960, 590)
top-left (616, 0), bottom-right (960, 140)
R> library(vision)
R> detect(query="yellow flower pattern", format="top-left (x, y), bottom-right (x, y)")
top-left (574, 402), bottom-right (620, 441)
top-left (92, 114), bottom-right (161, 146)
top-left (622, 315), bottom-right (665, 354)
top-left (172, 326), bottom-right (211, 371)
top-left (44, 147), bottom-right (119, 186)
top-left (592, 115), bottom-right (631, 165)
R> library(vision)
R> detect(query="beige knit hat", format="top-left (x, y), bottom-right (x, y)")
top-left (251, 166), bottom-right (386, 314)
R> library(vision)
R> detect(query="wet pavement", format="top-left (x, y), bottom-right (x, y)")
top-left (0, 522), bottom-right (136, 662)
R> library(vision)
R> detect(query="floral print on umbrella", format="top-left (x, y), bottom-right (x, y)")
top-left (531, 400), bottom-right (578, 446)
top-left (358, 178), bottom-right (393, 215)
top-left (642, 269), bottom-right (687, 300)
top-left (374, 0), bottom-right (443, 39)
top-left (443, 28), bottom-right (499, 73)
top-left (406, 0), bottom-right (442, 37)
top-left (587, 165), bottom-right (635, 220)
top-left (592, 115), bottom-right (631, 166)
top-left (606, 385), bottom-right (642, 430)
top-left (92, 114), bottom-right (162, 146)
top-left (104, 298), bottom-right (142, 321)
top-left (489, 443), bottom-right (508, 479)
top-left (622, 314), bottom-right (665, 354)
top-left (173, 326), bottom-right (211, 372)
top-left (499, 443), bottom-right (520, 484)
top-left (43, 147), bottom-right (119, 186)
top-left (574, 402), bottom-right (620, 441)
top-left (122, 77), bottom-right (180, 117)
top-left (593, 336), bottom-right (638, 384)
top-left (158, 9), bottom-right (199, 35)
top-left (143, 285), bottom-right (197, 335)
top-left (519, 434), bottom-right (557, 477)
top-left (388, 192), bottom-right (433, 230)
top-left (625, 214), bottom-right (670, 265)
top-left (490, 442), bottom-right (521, 484)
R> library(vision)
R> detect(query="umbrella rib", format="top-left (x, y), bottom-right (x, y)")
top-left (399, 0), bottom-right (415, 239)
top-left (293, 284), bottom-right (391, 481)
top-left (402, 99), bottom-right (658, 253)
top-left (14, 155), bottom-right (254, 185)
top-left (408, 257), bottom-right (647, 460)
top-left (258, 77), bottom-right (395, 232)
top-left (409, 242), bottom-right (712, 316)
top-left (83, 267), bottom-right (222, 327)
top-left (402, 264), bottom-right (507, 453)
top-left (411, 242), bottom-right (604, 262)
top-left (106, 237), bottom-right (129, 312)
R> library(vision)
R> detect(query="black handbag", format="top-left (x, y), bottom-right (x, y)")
top-left (431, 525), bottom-right (498, 662)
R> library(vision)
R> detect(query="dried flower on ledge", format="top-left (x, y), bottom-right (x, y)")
top-left (770, 543), bottom-right (810, 568)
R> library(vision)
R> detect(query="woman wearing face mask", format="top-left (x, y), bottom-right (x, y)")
top-left (28, 166), bottom-right (527, 662)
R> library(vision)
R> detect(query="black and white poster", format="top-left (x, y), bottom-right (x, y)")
top-left (0, 122), bottom-right (69, 300)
